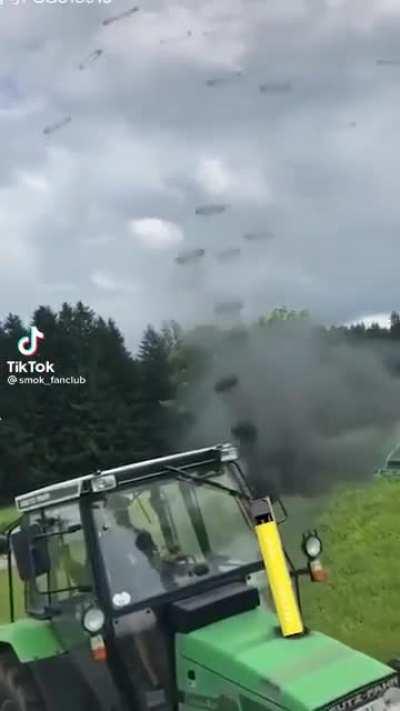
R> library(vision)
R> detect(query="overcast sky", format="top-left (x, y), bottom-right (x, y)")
top-left (1, 0), bottom-right (399, 351)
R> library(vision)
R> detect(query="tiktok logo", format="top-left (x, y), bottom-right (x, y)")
top-left (17, 327), bottom-right (45, 357)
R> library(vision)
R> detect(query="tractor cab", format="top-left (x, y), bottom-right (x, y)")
top-left (1, 443), bottom-right (399, 711)
top-left (5, 443), bottom-right (266, 711)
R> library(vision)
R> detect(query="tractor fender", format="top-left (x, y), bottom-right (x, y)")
top-left (0, 618), bottom-right (65, 663)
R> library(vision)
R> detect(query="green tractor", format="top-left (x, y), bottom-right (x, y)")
top-left (0, 442), bottom-right (398, 711)
top-left (375, 444), bottom-right (400, 480)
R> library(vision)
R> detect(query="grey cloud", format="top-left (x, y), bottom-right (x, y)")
top-left (0, 0), bottom-right (400, 348)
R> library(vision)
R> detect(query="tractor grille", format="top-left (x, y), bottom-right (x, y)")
top-left (320, 675), bottom-right (400, 711)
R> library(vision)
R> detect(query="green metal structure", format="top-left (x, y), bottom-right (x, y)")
top-left (376, 444), bottom-right (400, 480)
top-left (0, 443), bottom-right (398, 711)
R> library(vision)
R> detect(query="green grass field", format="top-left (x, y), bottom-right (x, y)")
top-left (0, 505), bottom-right (19, 531)
top-left (281, 482), bottom-right (400, 662)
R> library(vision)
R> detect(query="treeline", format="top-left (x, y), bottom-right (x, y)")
top-left (1, 303), bottom-right (400, 500)
top-left (0, 303), bottom-right (184, 499)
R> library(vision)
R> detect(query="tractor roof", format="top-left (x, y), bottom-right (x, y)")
top-left (15, 443), bottom-right (239, 513)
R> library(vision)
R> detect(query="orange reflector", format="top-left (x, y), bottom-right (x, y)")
top-left (310, 559), bottom-right (328, 582)
top-left (90, 634), bottom-right (107, 662)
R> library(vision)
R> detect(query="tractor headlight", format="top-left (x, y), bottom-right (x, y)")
top-left (82, 607), bottom-right (105, 635)
top-left (303, 532), bottom-right (322, 560)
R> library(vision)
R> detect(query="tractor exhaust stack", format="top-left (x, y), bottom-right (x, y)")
top-left (251, 498), bottom-right (305, 637)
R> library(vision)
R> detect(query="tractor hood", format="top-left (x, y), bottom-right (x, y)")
top-left (177, 608), bottom-right (396, 711)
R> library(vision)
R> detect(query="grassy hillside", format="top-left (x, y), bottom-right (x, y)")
top-left (0, 506), bottom-right (18, 530)
top-left (282, 480), bottom-right (400, 662)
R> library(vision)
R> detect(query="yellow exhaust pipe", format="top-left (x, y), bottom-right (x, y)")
top-left (251, 498), bottom-right (304, 637)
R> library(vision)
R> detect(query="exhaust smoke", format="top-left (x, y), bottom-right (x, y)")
top-left (175, 319), bottom-right (400, 497)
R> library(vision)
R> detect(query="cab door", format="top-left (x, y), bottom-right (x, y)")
top-left (22, 502), bottom-right (124, 711)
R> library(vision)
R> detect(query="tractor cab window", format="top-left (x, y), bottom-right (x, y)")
top-left (93, 464), bottom-right (262, 611)
top-left (25, 502), bottom-right (92, 612)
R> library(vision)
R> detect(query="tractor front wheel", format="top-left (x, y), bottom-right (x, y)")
top-left (0, 654), bottom-right (46, 711)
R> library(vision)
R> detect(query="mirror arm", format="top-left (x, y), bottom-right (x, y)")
top-left (6, 531), bottom-right (14, 623)
top-left (38, 585), bottom-right (93, 595)
top-left (34, 525), bottom-right (82, 541)
top-left (295, 567), bottom-right (310, 576)
top-left (43, 604), bottom-right (63, 617)
top-left (275, 497), bottom-right (288, 524)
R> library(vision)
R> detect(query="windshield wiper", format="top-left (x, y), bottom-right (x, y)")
top-left (163, 465), bottom-right (250, 501)
top-left (163, 465), bottom-right (288, 525)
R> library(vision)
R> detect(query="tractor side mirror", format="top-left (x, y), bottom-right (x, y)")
top-left (11, 525), bottom-right (51, 582)
top-left (0, 535), bottom-right (9, 556)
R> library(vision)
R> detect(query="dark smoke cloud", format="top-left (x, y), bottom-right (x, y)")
top-left (176, 320), bottom-right (400, 497)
